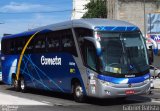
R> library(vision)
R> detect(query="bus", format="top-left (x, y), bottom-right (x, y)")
top-left (0, 51), bottom-right (2, 81)
top-left (1, 19), bottom-right (153, 102)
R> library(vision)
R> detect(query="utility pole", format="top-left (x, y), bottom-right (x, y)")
top-left (144, 0), bottom-right (146, 37)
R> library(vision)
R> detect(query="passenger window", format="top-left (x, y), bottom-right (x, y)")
top-left (10, 39), bottom-right (15, 54)
top-left (61, 29), bottom-right (77, 57)
top-left (2, 39), bottom-right (14, 55)
top-left (62, 38), bottom-right (73, 48)
top-left (34, 34), bottom-right (46, 53)
top-left (14, 38), bottom-right (24, 54)
top-left (46, 31), bottom-right (60, 52)
top-left (74, 28), bottom-right (93, 39)
top-left (48, 39), bottom-right (59, 48)
top-left (25, 36), bottom-right (34, 54)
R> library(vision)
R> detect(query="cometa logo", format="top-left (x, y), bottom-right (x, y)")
top-left (41, 56), bottom-right (62, 65)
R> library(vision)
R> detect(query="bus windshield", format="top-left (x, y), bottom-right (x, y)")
top-left (99, 32), bottom-right (149, 75)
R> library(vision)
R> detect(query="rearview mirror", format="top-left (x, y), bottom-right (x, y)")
top-left (148, 46), bottom-right (153, 65)
top-left (144, 37), bottom-right (158, 56)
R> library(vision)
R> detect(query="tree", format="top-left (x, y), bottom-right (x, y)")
top-left (82, 0), bottom-right (107, 18)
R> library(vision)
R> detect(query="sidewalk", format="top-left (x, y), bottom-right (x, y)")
top-left (0, 92), bottom-right (48, 105)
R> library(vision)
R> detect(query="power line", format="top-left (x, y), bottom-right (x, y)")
top-left (0, 10), bottom-right (72, 14)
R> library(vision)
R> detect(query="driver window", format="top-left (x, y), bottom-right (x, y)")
top-left (86, 41), bottom-right (97, 70)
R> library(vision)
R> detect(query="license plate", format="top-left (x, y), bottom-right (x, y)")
top-left (125, 90), bottom-right (135, 95)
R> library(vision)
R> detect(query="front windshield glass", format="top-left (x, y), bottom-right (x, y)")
top-left (99, 32), bottom-right (149, 75)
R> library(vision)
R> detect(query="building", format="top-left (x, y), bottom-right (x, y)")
top-left (72, 0), bottom-right (90, 19)
top-left (107, 0), bottom-right (160, 35)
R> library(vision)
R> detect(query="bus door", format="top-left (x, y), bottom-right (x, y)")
top-left (81, 38), bottom-right (99, 95)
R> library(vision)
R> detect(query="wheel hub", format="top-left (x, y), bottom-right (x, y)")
top-left (75, 86), bottom-right (83, 97)
top-left (21, 80), bottom-right (25, 90)
top-left (14, 80), bottom-right (18, 87)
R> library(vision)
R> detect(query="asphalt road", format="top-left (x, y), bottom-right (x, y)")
top-left (0, 82), bottom-right (160, 111)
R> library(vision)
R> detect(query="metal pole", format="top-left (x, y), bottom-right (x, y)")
top-left (150, 13), bottom-right (151, 34)
top-left (154, 67), bottom-right (156, 80)
top-left (144, 0), bottom-right (146, 37)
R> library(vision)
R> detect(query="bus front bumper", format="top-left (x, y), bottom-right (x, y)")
top-left (90, 79), bottom-right (151, 98)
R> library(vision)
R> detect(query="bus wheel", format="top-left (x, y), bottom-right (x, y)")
top-left (116, 97), bottom-right (127, 101)
top-left (12, 77), bottom-right (20, 91)
top-left (157, 73), bottom-right (160, 79)
top-left (20, 77), bottom-right (27, 93)
top-left (73, 82), bottom-right (85, 103)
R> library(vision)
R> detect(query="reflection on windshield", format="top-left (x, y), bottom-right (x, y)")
top-left (99, 32), bottom-right (149, 75)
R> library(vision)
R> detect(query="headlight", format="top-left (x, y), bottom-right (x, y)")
top-left (144, 79), bottom-right (150, 83)
top-left (99, 80), bottom-right (114, 86)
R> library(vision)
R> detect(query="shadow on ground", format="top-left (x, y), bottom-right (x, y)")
top-left (0, 81), bottom-right (4, 85)
top-left (86, 96), bottom-right (151, 106)
top-left (5, 86), bottom-right (151, 106)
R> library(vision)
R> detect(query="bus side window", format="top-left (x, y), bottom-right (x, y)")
top-left (3, 38), bottom-right (15, 55)
top-left (61, 29), bottom-right (77, 57)
top-left (6, 39), bottom-right (13, 54)
top-left (1, 39), bottom-right (5, 54)
top-left (74, 28), bottom-right (93, 39)
top-left (34, 34), bottom-right (46, 53)
top-left (14, 38), bottom-right (24, 54)
top-left (46, 31), bottom-right (60, 52)
top-left (2, 37), bottom-right (28, 55)
top-left (25, 36), bottom-right (34, 54)
top-left (10, 39), bottom-right (15, 54)
top-left (74, 28), bottom-right (93, 62)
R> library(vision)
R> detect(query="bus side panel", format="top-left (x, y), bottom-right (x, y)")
top-left (2, 55), bottom-right (19, 85)
top-left (20, 53), bottom-right (86, 93)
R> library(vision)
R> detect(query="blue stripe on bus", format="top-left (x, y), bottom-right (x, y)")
top-left (97, 73), bottom-right (150, 84)
top-left (94, 26), bottom-right (139, 32)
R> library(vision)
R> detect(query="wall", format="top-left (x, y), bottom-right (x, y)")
top-left (107, 0), bottom-right (160, 35)
top-left (71, 0), bottom-right (90, 19)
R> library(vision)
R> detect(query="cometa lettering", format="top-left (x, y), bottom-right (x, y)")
top-left (41, 56), bottom-right (61, 65)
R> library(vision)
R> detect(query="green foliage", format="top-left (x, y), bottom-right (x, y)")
top-left (82, 0), bottom-right (107, 18)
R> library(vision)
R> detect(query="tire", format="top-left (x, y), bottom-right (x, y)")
top-left (116, 97), bottom-right (127, 101)
top-left (20, 76), bottom-right (27, 93)
top-left (157, 73), bottom-right (160, 79)
top-left (12, 76), bottom-right (21, 91)
top-left (73, 82), bottom-right (85, 103)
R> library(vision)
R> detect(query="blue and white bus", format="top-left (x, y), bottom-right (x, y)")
top-left (1, 19), bottom-right (153, 102)
top-left (0, 50), bottom-right (2, 81)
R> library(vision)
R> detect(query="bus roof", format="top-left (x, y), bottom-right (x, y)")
top-left (2, 18), bottom-right (139, 39)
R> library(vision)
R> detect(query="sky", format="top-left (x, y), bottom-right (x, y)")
top-left (0, 0), bottom-right (72, 38)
